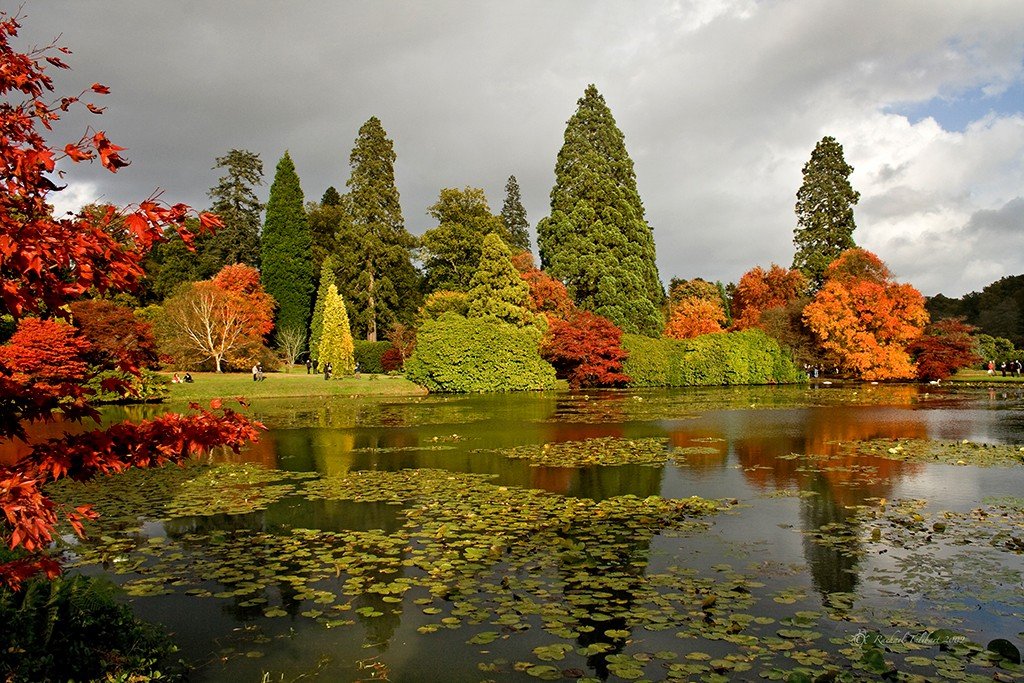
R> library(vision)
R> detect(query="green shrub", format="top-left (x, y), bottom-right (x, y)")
top-left (85, 368), bottom-right (169, 403)
top-left (0, 573), bottom-right (185, 682)
top-left (622, 329), bottom-right (802, 386)
top-left (353, 340), bottom-right (391, 374)
top-left (405, 313), bottom-right (556, 392)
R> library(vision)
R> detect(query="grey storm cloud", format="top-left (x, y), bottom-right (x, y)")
top-left (14, 0), bottom-right (1024, 297)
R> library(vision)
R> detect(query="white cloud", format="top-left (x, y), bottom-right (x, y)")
top-left (47, 181), bottom-right (100, 219)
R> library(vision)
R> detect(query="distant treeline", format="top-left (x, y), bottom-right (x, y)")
top-left (927, 274), bottom-right (1024, 347)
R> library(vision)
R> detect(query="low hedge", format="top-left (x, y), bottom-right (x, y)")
top-left (405, 313), bottom-right (556, 392)
top-left (353, 340), bottom-right (391, 374)
top-left (622, 329), bottom-right (802, 386)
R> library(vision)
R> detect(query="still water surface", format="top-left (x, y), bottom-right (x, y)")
top-left (63, 385), bottom-right (1024, 681)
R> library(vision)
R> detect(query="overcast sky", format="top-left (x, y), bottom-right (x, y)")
top-left (16, 1), bottom-right (1024, 297)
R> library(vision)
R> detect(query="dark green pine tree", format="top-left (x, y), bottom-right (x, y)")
top-left (420, 187), bottom-right (507, 293)
top-left (536, 85), bottom-right (663, 336)
top-left (261, 151), bottom-right (314, 337)
top-left (321, 186), bottom-right (342, 206)
top-left (499, 175), bottom-right (531, 254)
top-left (340, 117), bottom-right (421, 341)
top-left (792, 135), bottom-right (860, 291)
top-left (307, 194), bottom-right (347, 274)
top-left (201, 149), bottom-right (264, 271)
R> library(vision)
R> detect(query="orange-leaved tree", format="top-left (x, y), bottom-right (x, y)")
top-left (802, 248), bottom-right (928, 380)
top-left (663, 298), bottom-right (726, 340)
top-left (0, 12), bottom-right (261, 589)
top-left (731, 264), bottom-right (806, 330)
top-left (158, 264), bottom-right (275, 372)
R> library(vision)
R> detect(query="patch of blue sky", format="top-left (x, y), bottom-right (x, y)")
top-left (884, 80), bottom-right (1023, 132)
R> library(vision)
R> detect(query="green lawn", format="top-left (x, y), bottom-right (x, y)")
top-left (161, 369), bottom-right (427, 403)
top-left (947, 368), bottom-right (1024, 383)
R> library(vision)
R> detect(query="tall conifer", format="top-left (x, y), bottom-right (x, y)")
top-left (467, 233), bottom-right (536, 327)
top-left (204, 149), bottom-right (264, 270)
top-left (537, 85), bottom-right (663, 336)
top-left (261, 151), bottom-right (314, 336)
top-left (500, 175), bottom-right (531, 254)
top-left (319, 284), bottom-right (355, 375)
top-left (341, 117), bottom-right (420, 341)
top-left (792, 136), bottom-right (860, 291)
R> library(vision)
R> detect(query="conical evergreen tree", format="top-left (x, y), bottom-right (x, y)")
top-left (309, 256), bottom-right (337, 365)
top-left (321, 186), bottom-right (342, 206)
top-left (203, 149), bottom-right (264, 270)
top-left (792, 136), bottom-right (860, 291)
top-left (500, 175), bottom-right (531, 254)
top-left (467, 233), bottom-right (536, 327)
top-left (537, 85), bottom-right (663, 336)
top-left (319, 284), bottom-right (355, 375)
top-left (340, 117), bottom-right (421, 341)
top-left (261, 151), bottom-right (314, 336)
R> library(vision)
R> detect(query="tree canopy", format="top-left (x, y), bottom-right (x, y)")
top-left (500, 175), bottom-right (531, 254)
top-left (261, 151), bottom-right (314, 336)
top-left (536, 85), bottom-right (663, 336)
top-left (338, 117), bottom-right (421, 341)
top-left (202, 149), bottom-right (264, 271)
top-left (420, 187), bottom-right (506, 293)
top-left (318, 284), bottom-right (355, 375)
top-left (0, 12), bottom-right (258, 589)
top-left (803, 248), bottom-right (927, 379)
top-left (466, 233), bottom-right (536, 327)
top-left (792, 136), bottom-right (859, 291)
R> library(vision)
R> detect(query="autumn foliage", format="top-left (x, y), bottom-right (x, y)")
top-left (731, 264), bottom-right (806, 330)
top-left (907, 318), bottom-right (980, 381)
top-left (541, 311), bottom-right (630, 389)
top-left (70, 299), bottom-right (159, 372)
top-left (802, 249), bottom-right (928, 380)
top-left (0, 13), bottom-right (260, 589)
top-left (663, 298), bottom-right (726, 340)
top-left (158, 264), bottom-right (275, 372)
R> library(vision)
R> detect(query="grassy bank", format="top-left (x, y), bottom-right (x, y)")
top-left (947, 369), bottom-right (1024, 384)
top-left (160, 370), bottom-right (427, 402)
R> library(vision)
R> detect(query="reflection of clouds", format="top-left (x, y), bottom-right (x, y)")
top-left (887, 464), bottom-right (992, 509)
top-left (920, 408), bottom-right (1024, 444)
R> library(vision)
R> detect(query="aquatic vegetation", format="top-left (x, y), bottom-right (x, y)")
top-left (47, 457), bottom-right (1024, 682)
top-left (479, 436), bottom-right (692, 468)
top-left (846, 438), bottom-right (1024, 467)
top-left (32, 386), bottom-right (1024, 681)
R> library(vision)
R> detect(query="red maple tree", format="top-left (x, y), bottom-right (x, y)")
top-left (69, 299), bottom-right (159, 371)
top-left (541, 311), bottom-right (630, 389)
top-left (907, 318), bottom-right (980, 381)
top-left (0, 12), bottom-right (260, 589)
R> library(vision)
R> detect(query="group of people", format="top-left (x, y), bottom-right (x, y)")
top-left (305, 358), bottom-right (335, 379)
top-left (170, 372), bottom-right (193, 383)
top-left (251, 363), bottom-right (266, 381)
top-left (987, 359), bottom-right (1023, 377)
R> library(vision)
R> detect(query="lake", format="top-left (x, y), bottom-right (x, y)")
top-left (51, 384), bottom-right (1024, 682)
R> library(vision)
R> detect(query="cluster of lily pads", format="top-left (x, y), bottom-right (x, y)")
top-left (47, 456), bottom-right (1024, 682)
top-left (846, 438), bottom-right (1024, 467)
top-left (475, 437), bottom-right (713, 468)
